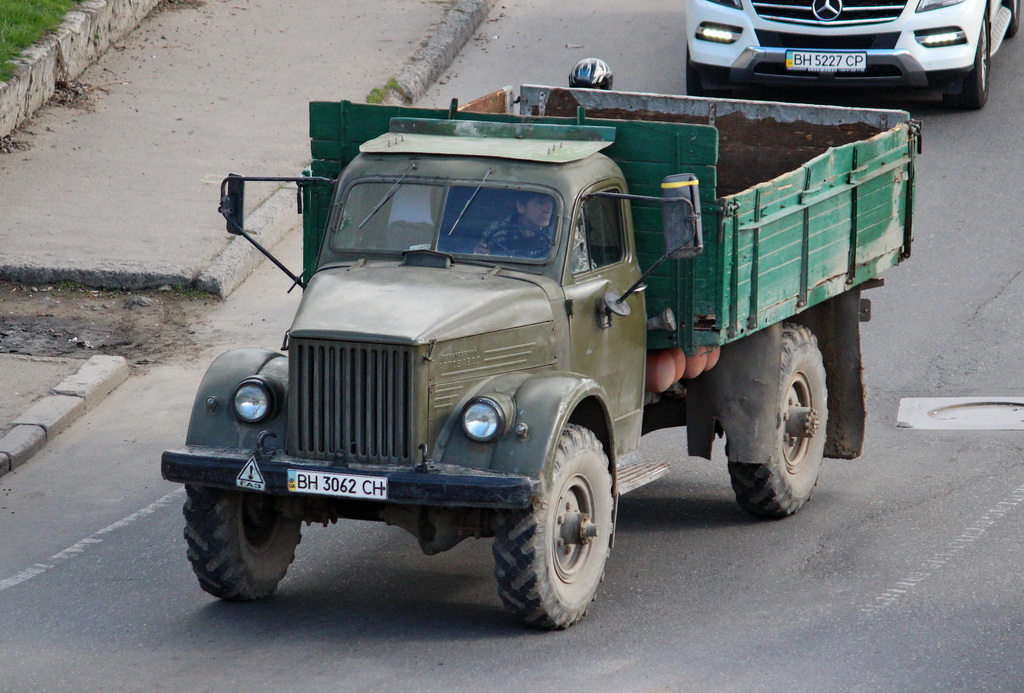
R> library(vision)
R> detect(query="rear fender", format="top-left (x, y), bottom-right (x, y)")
top-left (686, 289), bottom-right (866, 461)
top-left (686, 323), bottom-right (782, 463)
top-left (185, 348), bottom-right (288, 451)
top-left (790, 287), bottom-right (866, 459)
top-left (434, 372), bottom-right (613, 487)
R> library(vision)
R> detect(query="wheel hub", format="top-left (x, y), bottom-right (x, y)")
top-left (558, 511), bottom-right (599, 547)
top-left (241, 494), bottom-right (278, 548)
top-left (784, 406), bottom-right (820, 440)
top-left (781, 372), bottom-right (818, 472)
top-left (552, 475), bottom-right (597, 583)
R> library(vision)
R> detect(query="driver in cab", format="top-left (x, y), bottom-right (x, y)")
top-left (476, 191), bottom-right (555, 259)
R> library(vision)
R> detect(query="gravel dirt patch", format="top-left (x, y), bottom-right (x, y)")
top-left (0, 280), bottom-right (217, 366)
top-left (151, 0), bottom-right (207, 12)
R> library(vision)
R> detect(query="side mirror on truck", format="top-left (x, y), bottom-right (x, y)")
top-left (214, 173), bottom-right (336, 290)
top-left (661, 173), bottom-right (703, 260)
top-left (220, 174), bottom-right (245, 235)
top-left (602, 174), bottom-right (704, 318)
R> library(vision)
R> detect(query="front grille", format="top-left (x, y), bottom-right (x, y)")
top-left (756, 30), bottom-right (900, 48)
top-left (289, 339), bottom-right (417, 463)
top-left (752, 0), bottom-right (908, 26)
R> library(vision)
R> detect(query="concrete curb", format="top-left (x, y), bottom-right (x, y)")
top-left (389, 0), bottom-right (497, 105)
top-left (0, 0), bottom-right (497, 298)
top-left (0, 354), bottom-right (128, 477)
top-left (0, 256), bottom-right (193, 291)
top-left (0, 0), bottom-right (162, 140)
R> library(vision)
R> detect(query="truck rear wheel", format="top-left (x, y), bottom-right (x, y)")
top-left (728, 324), bottom-right (827, 518)
top-left (183, 484), bottom-right (302, 600)
top-left (492, 424), bottom-right (613, 629)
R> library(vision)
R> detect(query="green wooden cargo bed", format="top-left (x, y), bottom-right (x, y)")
top-left (303, 87), bottom-right (917, 354)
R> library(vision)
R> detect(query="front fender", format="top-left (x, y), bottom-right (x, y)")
top-left (435, 371), bottom-right (613, 485)
top-left (185, 348), bottom-right (288, 450)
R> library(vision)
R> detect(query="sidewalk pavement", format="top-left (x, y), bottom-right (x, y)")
top-left (0, 0), bottom-right (497, 476)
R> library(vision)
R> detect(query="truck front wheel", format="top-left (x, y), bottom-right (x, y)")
top-left (183, 484), bottom-right (302, 600)
top-left (492, 425), bottom-right (613, 629)
top-left (728, 324), bottom-right (827, 518)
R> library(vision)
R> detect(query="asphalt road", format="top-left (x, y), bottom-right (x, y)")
top-left (3, 0), bottom-right (1024, 691)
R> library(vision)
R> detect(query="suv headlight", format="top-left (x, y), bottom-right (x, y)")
top-left (915, 27), bottom-right (967, 45)
top-left (707, 0), bottom-right (743, 9)
top-left (232, 377), bottom-right (279, 424)
top-left (917, 0), bottom-right (966, 12)
top-left (461, 395), bottom-right (514, 442)
top-left (696, 22), bottom-right (744, 43)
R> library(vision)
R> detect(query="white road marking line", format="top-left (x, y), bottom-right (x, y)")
top-left (0, 487), bottom-right (185, 593)
top-left (859, 481), bottom-right (1024, 614)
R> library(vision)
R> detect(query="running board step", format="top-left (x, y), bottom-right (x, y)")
top-left (616, 459), bottom-right (671, 495)
top-left (992, 6), bottom-right (1011, 56)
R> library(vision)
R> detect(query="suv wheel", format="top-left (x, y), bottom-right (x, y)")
top-left (944, 12), bottom-right (990, 109)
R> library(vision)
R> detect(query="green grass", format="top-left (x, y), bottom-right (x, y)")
top-left (0, 0), bottom-right (77, 83)
top-left (366, 78), bottom-right (402, 105)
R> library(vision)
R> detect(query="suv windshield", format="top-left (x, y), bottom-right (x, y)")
top-left (329, 182), bottom-right (559, 262)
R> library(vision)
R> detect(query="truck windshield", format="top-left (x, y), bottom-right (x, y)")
top-left (329, 182), bottom-right (559, 262)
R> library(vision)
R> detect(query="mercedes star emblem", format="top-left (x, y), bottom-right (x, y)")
top-left (812, 0), bottom-right (842, 21)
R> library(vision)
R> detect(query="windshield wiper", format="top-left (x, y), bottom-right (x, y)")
top-left (358, 162), bottom-right (417, 229)
top-left (446, 167), bottom-right (493, 236)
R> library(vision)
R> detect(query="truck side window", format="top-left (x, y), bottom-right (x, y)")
top-left (573, 191), bottom-right (624, 274)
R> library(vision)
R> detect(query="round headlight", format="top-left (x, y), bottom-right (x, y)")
top-left (233, 380), bottom-right (273, 423)
top-left (462, 398), bottom-right (506, 442)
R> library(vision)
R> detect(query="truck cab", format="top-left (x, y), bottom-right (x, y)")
top-left (288, 119), bottom-right (647, 476)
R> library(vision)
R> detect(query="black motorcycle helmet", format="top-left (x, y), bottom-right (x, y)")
top-left (569, 58), bottom-right (613, 90)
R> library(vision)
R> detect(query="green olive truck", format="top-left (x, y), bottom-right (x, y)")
top-left (161, 86), bottom-right (918, 629)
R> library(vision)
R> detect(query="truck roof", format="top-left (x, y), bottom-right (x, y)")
top-left (359, 118), bottom-right (616, 163)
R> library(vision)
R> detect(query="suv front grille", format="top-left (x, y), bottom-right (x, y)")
top-left (289, 339), bottom-right (417, 463)
top-left (751, 0), bottom-right (908, 26)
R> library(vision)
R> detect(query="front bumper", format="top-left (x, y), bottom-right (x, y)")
top-left (161, 446), bottom-right (537, 509)
top-left (721, 47), bottom-right (972, 88)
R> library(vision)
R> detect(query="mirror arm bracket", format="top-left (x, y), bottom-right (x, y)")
top-left (219, 175), bottom-right (335, 290)
top-left (584, 191), bottom-right (664, 204)
top-left (225, 215), bottom-right (307, 289)
top-left (604, 254), bottom-right (669, 317)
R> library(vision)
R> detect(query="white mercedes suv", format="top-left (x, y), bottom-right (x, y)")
top-left (685, 0), bottom-right (1017, 108)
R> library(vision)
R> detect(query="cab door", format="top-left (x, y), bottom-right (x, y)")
top-left (562, 186), bottom-right (646, 453)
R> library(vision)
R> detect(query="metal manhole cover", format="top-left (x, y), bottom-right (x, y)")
top-left (897, 398), bottom-right (1024, 429)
